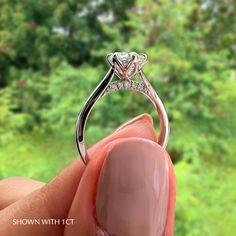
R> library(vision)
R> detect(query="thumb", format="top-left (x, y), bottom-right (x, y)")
top-left (65, 137), bottom-right (176, 236)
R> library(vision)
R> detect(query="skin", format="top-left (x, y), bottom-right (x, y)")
top-left (0, 114), bottom-right (176, 236)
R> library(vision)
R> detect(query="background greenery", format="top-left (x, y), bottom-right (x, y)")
top-left (0, 0), bottom-right (235, 235)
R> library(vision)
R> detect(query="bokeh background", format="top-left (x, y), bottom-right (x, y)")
top-left (0, 0), bottom-right (236, 235)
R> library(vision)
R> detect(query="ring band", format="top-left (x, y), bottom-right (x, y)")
top-left (76, 52), bottom-right (170, 164)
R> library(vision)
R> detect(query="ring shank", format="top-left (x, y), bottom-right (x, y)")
top-left (76, 69), bottom-right (169, 164)
top-left (76, 67), bottom-right (115, 164)
top-left (138, 71), bottom-right (169, 147)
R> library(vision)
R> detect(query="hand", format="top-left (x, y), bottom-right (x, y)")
top-left (0, 114), bottom-right (175, 236)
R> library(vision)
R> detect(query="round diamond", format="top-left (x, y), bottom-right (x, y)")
top-left (107, 52), bottom-right (147, 80)
top-left (117, 52), bottom-right (131, 68)
top-left (117, 82), bottom-right (123, 89)
top-left (124, 80), bottom-right (130, 88)
top-left (110, 83), bottom-right (117, 90)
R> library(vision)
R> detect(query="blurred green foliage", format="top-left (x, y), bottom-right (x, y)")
top-left (0, 0), bottom-right (236, 235)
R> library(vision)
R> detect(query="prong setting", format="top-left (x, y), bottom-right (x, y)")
top-left (107, 52), bottom-right (147, 80)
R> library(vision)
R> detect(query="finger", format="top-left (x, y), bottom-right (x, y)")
top-left (88, 113), bottom-right (156, 158)
top-left (0, 157), bottom-right (85, 236)
top-left (0, 113), bottom-right (153, 211)
top-left (0, 114), bottom-right (156, 236)
top-left (65, 137), bottom-right (176, 236)
top-left (0, 177), bottom-right (45, 210)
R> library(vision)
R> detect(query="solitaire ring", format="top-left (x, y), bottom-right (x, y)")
top-left (76, 52), bottom-right (170, 164)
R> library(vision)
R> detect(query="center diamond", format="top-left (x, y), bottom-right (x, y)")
top-left (107, 52), bottom-right (147, 79)
top-left (116, 52), bottom-right (132, 68)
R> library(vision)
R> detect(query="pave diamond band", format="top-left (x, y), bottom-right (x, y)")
top-left (104, 80), bottom-right (151, 97)
top-left (76, 52), bottom-right (170, 164)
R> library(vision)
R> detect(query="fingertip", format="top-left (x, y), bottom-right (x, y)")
top-left (115, 113), bottom-right (153, 131)
top-left (88, 113), bottom-right (157, 159)
top-left (66, 137), bottom-right (175, 236)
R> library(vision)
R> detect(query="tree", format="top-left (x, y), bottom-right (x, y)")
top-left (0, 0), bottom-right (135, 86)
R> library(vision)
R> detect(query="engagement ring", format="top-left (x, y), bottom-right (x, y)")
top-left (76, 52), bottom-right (169, 164)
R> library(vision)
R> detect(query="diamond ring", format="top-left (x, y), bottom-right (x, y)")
top-left (76, 52), bottom-right (170, 164)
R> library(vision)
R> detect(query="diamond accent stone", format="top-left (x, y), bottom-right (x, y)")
top-left (105, 80), bottom-right (150, 97)
top-left (117, 81), bottom-right (123, 89)
top-left (124, 80), bottom-right (130, 88)
top-left (107, 52), bottom-right (147, 80)
top-left (110, 83), bottom-right (117, 90)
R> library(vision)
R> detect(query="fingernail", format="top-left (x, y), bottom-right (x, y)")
top-left (95, 138), bottom-right (169, 236)
top-left (115, 113), bottom-right (153, 132)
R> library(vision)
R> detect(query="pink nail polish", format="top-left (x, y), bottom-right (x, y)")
top-left (95, 138), bottom-right (169, 236)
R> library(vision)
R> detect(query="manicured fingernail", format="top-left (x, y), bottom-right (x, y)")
top-left (95, 138), bottom-right (169, 236)
top-left (115, 113), bottom-right (153, 132)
